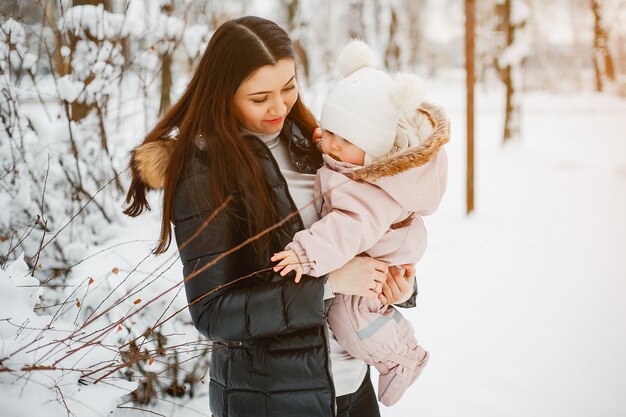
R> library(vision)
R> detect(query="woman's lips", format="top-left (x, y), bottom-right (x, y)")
top-left (264, 117), bottom-right (284, 124)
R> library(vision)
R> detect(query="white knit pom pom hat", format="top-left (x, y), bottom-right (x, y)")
top-left (321, 40), bottom-right (426, 165)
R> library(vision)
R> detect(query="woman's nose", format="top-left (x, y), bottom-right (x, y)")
top-left (269, 95), bottom-right (286, 115)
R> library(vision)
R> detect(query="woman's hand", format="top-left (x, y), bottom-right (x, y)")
top-left (328, 256), bottom-right (388, 301)
top-left (379, 263), bottom-right (415, 305)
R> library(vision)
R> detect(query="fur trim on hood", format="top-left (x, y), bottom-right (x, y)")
top-left (351, 102), bottom-right (450, 182)
top-left (131, 137), bottom-right (176, 190)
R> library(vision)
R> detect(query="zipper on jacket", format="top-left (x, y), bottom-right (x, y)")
top-left (248, 134), bottom-right (338, 416)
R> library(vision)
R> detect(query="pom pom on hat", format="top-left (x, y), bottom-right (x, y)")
top-left (391, 73), bottom-right (426, 117)
top-left (337, 39), bottom-right (376, 77)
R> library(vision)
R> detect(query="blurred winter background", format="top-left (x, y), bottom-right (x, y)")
top-left (1, 0), bottom-right (625, 416)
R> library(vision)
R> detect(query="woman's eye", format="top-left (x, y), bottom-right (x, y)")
top-left (283, 84), bottom-right (296, 91)
top-left (252, 96), bottom-right (268, 104)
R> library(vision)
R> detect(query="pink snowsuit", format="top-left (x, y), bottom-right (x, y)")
top-left (286, 103), bottom-right (450, 406)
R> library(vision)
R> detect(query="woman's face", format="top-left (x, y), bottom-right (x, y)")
top-left (233, 58), bottom-right (299, 135)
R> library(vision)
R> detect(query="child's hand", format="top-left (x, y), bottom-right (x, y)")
top-left (312, 127), bottom-right (322, 144)
top-left (312, 127), bottom-right (322, 150)
top-left (271, 250), bottom-right (304, 283)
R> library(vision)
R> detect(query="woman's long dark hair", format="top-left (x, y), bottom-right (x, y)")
top-left (123, 16), bottom-right (318, 255)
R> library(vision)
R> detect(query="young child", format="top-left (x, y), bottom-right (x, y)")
top-left (272, 40), bottom-right (449, 406)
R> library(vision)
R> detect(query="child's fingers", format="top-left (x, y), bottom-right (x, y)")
top-left (294, 270), bottom-right (302, 283)
top-left (280, 264), bottom-right (296, 277)
top-left (378, 293), bottom-right (388, 305)
top-left (273, 258), bottom-right (291, 272)
top-left (271, 252), bottom-right (287, 262)
top-left (312, 127), bottom-right (322, 144)
top-left (400, 263), bottom-right (416, 278)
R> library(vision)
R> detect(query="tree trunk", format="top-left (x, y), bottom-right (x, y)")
top-left (159, 51), bottom-right (173, 116)
top-left (591, 0), bottom-right (616, 92)
top-left (48, 2), bottom-right (70, 77)
top-left (502, 0), bottom-right (515, 143)
top-left (385, 7), bottom-right (400, 71)
top-left (66, 0), bottom-right (112, 121)
top-left (592, 0), bottom-right (605, 91)
top-left (405, 0), bottom-right (423, 69)
top-left (159, 3), bottom-right (174, 116)
top-left (466, 0), bottom-right (475, 215)
top-left (348, 1), bottom-right (366, 40)
top-left (285, 0), bottom-right (310, 83)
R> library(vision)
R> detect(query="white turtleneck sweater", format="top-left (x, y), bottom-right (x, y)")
top-left (242, 127), bottom-right (367, 397)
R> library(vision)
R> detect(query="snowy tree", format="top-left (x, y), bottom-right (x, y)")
top-left (143, 0), bottom-right (188, 116)
top-left (497, 0), bottom-right (529, 142)
top-left (591, 0), bottom-right (616, 92)
top-left (383, 0), bottom-right (413, 72)
top-left (282, 0), bottom-right (312, 82)
top-left (1, 4), bottom-right (210, 411)
top-left (477, 0), bottom-right (529, 142)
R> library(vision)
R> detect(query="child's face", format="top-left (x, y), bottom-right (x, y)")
top-left (321, 129), bottom-right (365, 165)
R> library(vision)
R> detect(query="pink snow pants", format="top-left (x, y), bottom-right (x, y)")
top-left (327, 294), bottom-right (429, 406)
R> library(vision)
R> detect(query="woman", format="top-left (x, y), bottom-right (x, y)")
top-left (124, 16), bottom-right (416, 417)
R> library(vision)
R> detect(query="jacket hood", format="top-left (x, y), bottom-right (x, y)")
top-left (322, 102), bottom-right (450, 214)
top-left (132, 137), bottom-right (177, 189)
top-left (352, 102), bottom-right (449, 181)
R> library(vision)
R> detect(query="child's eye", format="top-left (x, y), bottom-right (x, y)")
top-left (252, 96), bottom-right (268, 104)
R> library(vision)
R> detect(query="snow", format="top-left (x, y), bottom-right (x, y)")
top-left (511, 0), bottom-right (531, 26)
top-left (59, 4), bottom-right (130, 40)
top-left (57, 75), bottom-right (85, 103)
top-left (158, 15), bottom-right (184, 41)
top-left (183, 24), bottom-right (211, 59)
top-left (498, 35), bottom-right (529, 68)
top-left (1, 19), bottom-right (28, 73)
top-left (21, 52), bottom-right (37, 71)
top-left (423, 0), bottom-right (464, 44)
top-left (0, 253), bottom-right (140, 417)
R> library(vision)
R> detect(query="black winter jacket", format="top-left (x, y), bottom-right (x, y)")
top-left (173, 125), bottom-right (336, 417)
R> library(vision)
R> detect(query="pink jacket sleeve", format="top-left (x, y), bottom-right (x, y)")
top-left (286, 168), bottom-right (405, 277)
